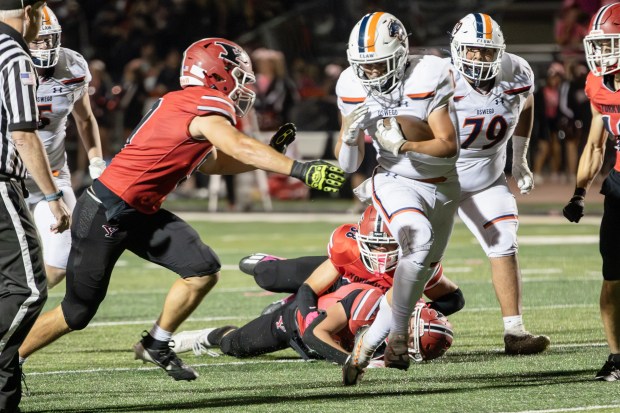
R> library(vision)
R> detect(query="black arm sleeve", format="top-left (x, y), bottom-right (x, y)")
top-left (296, 283), bottom-right (319, 318)
top-left (302, 312), bottom-right (349, 365)
top-left (427, 288), bottom-right (465, 316)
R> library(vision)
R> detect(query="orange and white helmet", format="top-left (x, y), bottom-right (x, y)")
top-left (30, 5), bottom-right (61, 68)
top-left (347, 12), bottom-right (409, 94)
top-left (450, 13), bottom-right (505, 84)
top-left (584, 3), bottom-right (620, 76)
top-left (356, 205), bottom-right (400, 275)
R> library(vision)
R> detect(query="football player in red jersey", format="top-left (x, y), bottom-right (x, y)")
top-left (563, 2), bottom-right (620, 381)
top-left (170, 208), bottom-right (460, 365)
top-left (18, 38), bottom-right (346, 381)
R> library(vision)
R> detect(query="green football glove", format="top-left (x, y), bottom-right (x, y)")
top-left (269, 123), bottom-right (296, 154)
top-left (290, 160), bottom-right (345, 193)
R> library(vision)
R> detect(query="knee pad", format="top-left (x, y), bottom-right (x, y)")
top-left (61, 298), bottom-right (100, 330)
top-left (483, 220), bottom-right (518, 258)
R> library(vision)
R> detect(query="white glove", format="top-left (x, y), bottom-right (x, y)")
top-left (341, 105), bottom-right (369, 145)
top-left (352, 177), bottom-right (373, 205)
top-left (511, 136), bottom-right (534, 194)
top-left (89, 156), bottom-right (106, 180)
top-left (375, 117), bottom-right (406, 156)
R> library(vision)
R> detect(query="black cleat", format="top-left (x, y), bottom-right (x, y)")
top-left (133, 332), bottom-right (198, 381)
top-left (504, 332), bottom-right (550, 355)
top-left (595, 358), bottom-right (620, 381)
top-left (238, 253), bottom-right (282, 276)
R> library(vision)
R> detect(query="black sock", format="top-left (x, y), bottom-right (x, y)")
top-left (207, 326), bottom-right (238, 346)
top-left (142, 333), bottom-right (169, 350)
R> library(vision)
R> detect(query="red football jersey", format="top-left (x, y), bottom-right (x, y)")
top-left (98, 87), bottom-right (236, 214)
top-left (585, 72), bottom-right (620, 171)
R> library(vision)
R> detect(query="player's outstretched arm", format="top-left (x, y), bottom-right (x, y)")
top-left (194, 115), bottom-right (345, 192)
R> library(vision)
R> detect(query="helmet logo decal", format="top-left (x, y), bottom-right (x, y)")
top-left (388, 20), bottom-right (407, 42)
top-left (214, 41), bottom-right (247, 68)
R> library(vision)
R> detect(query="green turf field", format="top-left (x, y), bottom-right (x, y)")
top-left (19, 215), bottom-right (615, 413)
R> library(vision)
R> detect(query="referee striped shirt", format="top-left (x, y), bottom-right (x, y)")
top-left (0, 22), bottom-right (38, 180)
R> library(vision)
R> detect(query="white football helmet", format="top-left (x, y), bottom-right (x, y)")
top-left (450, 13), bottom-right (505, 84)
top-left (356, 205), bottom-right (400, 275)
top-left (347, 12), bottom-right (409, 93)
top-left (30, 5), bottom-right (61, 68)
top-left (583, 3), bottom-right (620, 76)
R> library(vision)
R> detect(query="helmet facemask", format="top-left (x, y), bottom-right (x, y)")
top-left (451, 42), bottom-right (504, 84)
top-left (584, 34), bottom-right (620, 76)
top-left (356, 206), bottom-right (400, 275)
top-left (228, 66), bottom-right (256, 117)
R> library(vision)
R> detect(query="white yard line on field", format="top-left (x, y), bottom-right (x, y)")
top-left (497, 405), bottom-right (620, 413)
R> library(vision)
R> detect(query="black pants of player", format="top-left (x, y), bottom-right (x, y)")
top-left (61, 188), bottom-right (221, 330)
top-left (0, 180), bottom-right (47, 413)
top-left (253, 256), bottom-right (327, 293)
top-left (220, 302), bottom-right (302, 358)
top-left (600, 170), bottom-right (620, 280)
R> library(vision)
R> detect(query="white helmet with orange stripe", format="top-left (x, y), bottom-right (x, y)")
top-left (29, 5), bottom-right (61, 68)
top-left (450, 13), bottom-right (505, 84)
top-left (347, 12), bottom-right (409, 94)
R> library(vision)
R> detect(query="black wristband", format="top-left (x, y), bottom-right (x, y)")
top-left (44, 189), bottom-right (63, 202)
top-left (574, 187), bottom-right (586, 198)
top-left (290, 160), bottom-right (303, 178)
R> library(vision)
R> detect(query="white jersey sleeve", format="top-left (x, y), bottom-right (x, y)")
top-left (336, 56), bottom-right (457, 180)
top-left (453, 53), bottom-right (534, 192)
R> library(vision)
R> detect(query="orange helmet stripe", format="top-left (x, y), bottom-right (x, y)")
top-left (366, 12), bottom-right (385, 53)
top-left (482, 14), bottom-right (492, 39)
top-left (42, 5), bottom-right (51, 24)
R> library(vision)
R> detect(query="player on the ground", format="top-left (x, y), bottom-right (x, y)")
top-left (335, 12), bottom-right (461, 379)
top-left (447, 13), bottom-right (549, 355)
top-left (25, 4), bottom-right (105, 289)
top-left (18, 37), bottom-right (345, 382)
top-left (563, 2), bottom-right (620, 381)
top-left (172, 205), bottom-right (460, 365)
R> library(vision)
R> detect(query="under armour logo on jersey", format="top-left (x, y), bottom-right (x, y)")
top-left (102, 224), bottom-right (119, 238)
top-left (275, 315), bottom-right (287, 333)
top-left (494, 97), bottom-right (504, 105)
top-left (52, 87), bottom-right (63, 93)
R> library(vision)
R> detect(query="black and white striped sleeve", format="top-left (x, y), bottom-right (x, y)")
top-left (1, 53), bottom-right (38, 131)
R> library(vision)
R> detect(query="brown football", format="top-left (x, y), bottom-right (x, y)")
top-left (382, 115), bottom-right (434, 142)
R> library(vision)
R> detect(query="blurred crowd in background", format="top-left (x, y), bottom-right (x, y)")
top-left (48, 0), bottom-right (618, 210)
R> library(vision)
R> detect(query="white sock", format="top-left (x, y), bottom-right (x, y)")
top-left (19, 356), bottom-right (26, 365)
top-left (503, 315), bottom-right (526, 335)
top-left (363, 295), bottom-right (392, 350)
top-left (150, 324), bottom-right (173, 342)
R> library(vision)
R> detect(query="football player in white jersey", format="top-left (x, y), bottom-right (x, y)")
top-left (449, 13), bottom-right (549, 355)
top-left (335, 12), bottom-right (461, 382)
top-left (25, 5), bottom-right (105, 288)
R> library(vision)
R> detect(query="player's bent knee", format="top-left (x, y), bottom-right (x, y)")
top-left (45, 267), bottom-right (66, 289)
top-left (61, 300), bottom-right (99, 330)
top-left (183, 272), bottom-right (219, 293)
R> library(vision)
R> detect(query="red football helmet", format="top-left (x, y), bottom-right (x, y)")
top-left (356, 205), bottom-right (400, 275)
top-left (408, 304), bottom-right (454, 361)
top-left (180, 38), bottom-right (256, 116)
top-left (584, 3), bottom-right (620, 76)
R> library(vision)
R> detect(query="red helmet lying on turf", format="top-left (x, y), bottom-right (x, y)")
top-left (408, 304), bottom-right (454, 361)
